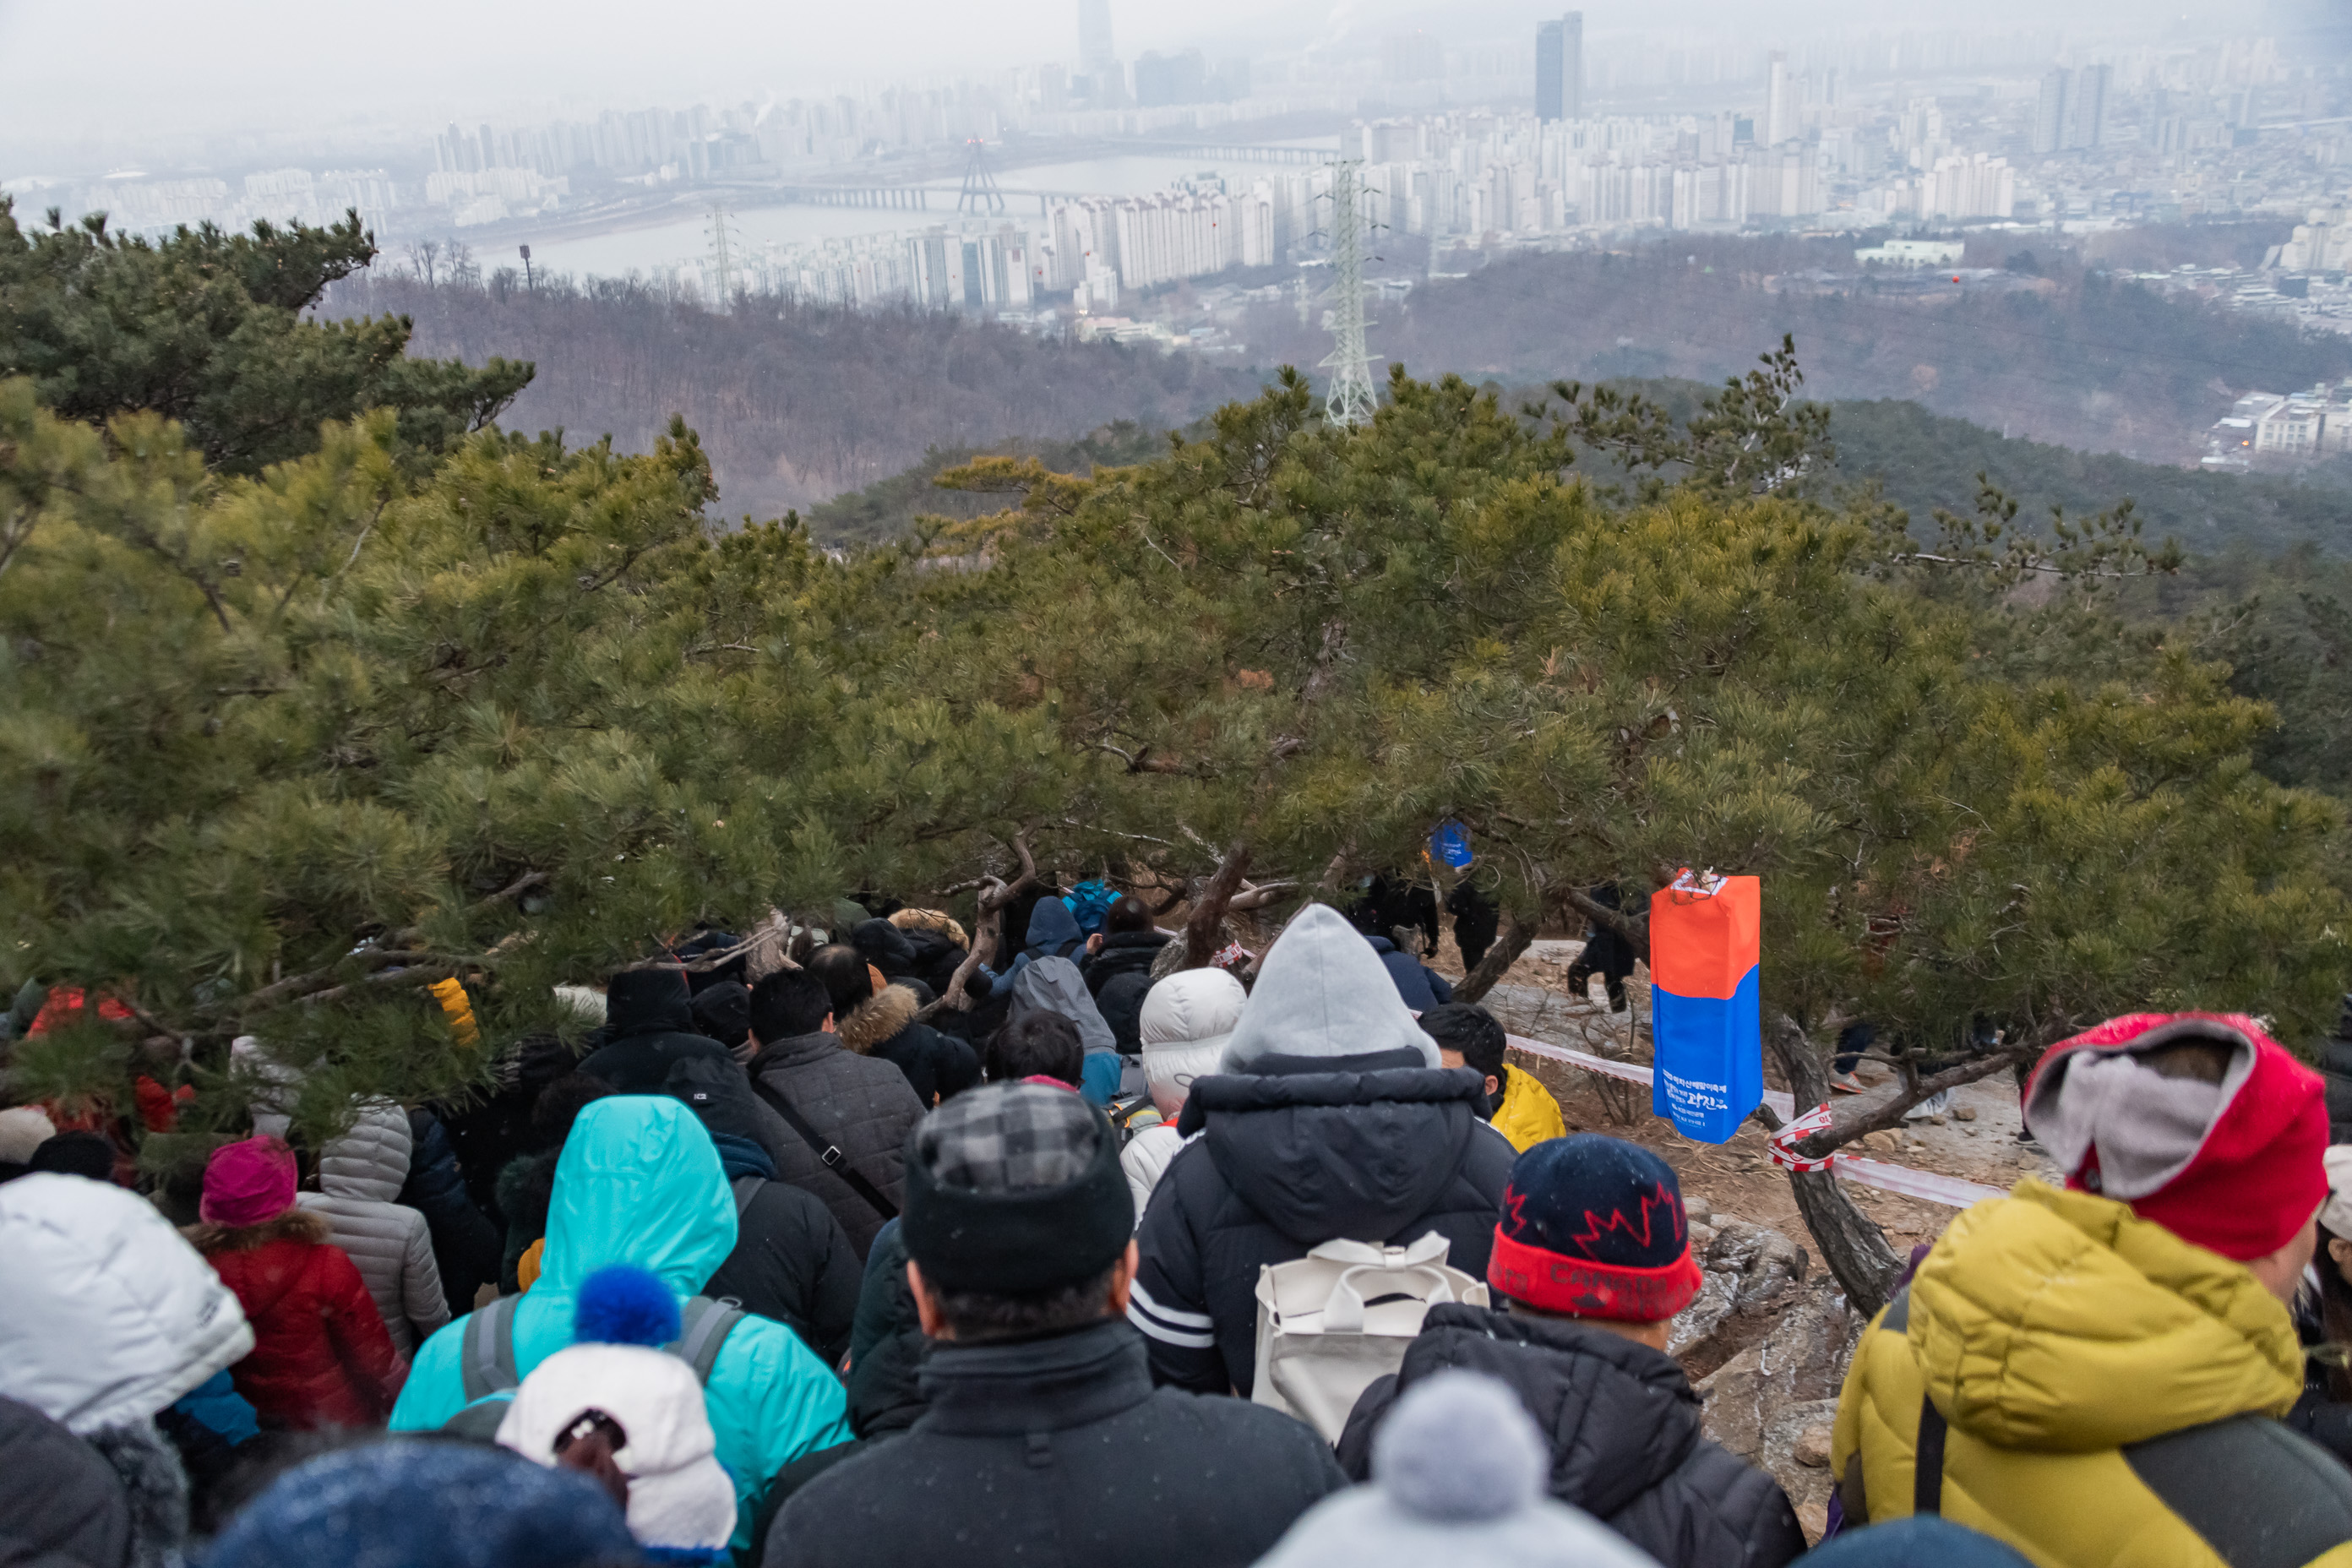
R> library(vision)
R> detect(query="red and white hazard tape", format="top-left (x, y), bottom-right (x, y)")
top-left (1768, 1101), bottom-right (1843, 1173)
top-left (1505, 1033), bottom-right (2006, 1210)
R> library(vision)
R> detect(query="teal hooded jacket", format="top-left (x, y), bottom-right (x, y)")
top-left (389, 1096), bottom-right (851, 1552)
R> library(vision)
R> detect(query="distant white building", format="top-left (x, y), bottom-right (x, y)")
top-left (2280, 209), bottom-right (2352, 273)
top-left (1854, 239), bottom-right (1968, 266)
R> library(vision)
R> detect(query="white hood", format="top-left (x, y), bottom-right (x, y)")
top-left (0, 1173), bottom-right (253, 1433)
top-left (497, 1342), bottom-right (738, 1552)
top-left (1222, 903), bottom-right (1440, 1073)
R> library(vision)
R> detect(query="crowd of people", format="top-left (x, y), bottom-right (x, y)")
top-left (6, 880), bottom-right (2352, 1568)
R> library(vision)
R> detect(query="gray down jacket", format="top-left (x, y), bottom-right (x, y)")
top-left (745, 1031), bottom-right (925, 1260)
top-left (295, 1101), bottom-right (449, 1355)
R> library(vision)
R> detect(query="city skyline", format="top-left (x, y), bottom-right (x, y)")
top-left (0, 0), bottom-right (2259, 166)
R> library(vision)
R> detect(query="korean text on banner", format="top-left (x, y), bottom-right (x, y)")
top-left (1649, 873), bottom-right (1761, 1144)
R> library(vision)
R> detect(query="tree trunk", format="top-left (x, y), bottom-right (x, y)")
top-left (1765, 1010), bottom-right (1903, 1315)
top-left (1452, 906), bottom-right (1532, 1004)
top-left (1789, 1168), bottom-right (1908, 1317)
top-left (1183, 841), bottom-right (1253, 968)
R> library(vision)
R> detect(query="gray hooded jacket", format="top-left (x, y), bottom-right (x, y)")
top-left (1129, 905), bottom-right (1512, 1395)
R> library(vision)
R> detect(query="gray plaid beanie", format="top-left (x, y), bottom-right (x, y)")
top-left (901, 1082), bottom-right (1135, 1294)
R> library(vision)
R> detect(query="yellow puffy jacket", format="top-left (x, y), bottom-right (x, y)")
top-left (1832, 1179), bottom-right (2352, 1568)
top-left (1491, 1062), bottom-right (1566, 1152)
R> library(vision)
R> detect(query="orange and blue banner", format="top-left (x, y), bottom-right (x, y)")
top-left (1648, 873), bottom-right (1761, 1144)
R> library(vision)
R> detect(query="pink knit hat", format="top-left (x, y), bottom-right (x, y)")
top-left (200, 1135), bottom-right (297, 1227)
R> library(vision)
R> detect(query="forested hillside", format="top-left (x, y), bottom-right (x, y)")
top-left (808, 388), bottom-right (2352, 555)
top-left (1826, 400), bottom-right (2352, 558)
top-left (328, 272), bottom-right (1259, 519)
top-left (1240, 231), bottom-right (2349, 465)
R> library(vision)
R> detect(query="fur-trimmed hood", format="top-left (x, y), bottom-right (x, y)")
top-left (186, 1207), bottom-right (329, 1255)
top-left (889, 908), bottom-right (968, 949)
top-left (839, 983), bottom-right (921, 1054)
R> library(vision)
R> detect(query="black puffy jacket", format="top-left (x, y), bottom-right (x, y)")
top-left (1127, 1046), bottom-right (1514, 1395)
top-left (1339, 1304), bottom-right (1807, 1568)
top-left (767, 1320), bottom-right (1345, 1568)
top-left (702, 1134), bottom-right (863, 1366)
top-left (576, 971), bottom-right (738, 1093)
top-left (399, 1108), bottom-right (503, 1312)
top-left (836, 985), bottom-right (979, 1107)
top-left (1081, 931), bottom-right (1170, 1053)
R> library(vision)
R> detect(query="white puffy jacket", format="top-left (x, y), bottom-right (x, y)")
top-left (295, 1101), bottom-right (449, 1355)
top-left (0, 1172), bottom-right (254, 1433)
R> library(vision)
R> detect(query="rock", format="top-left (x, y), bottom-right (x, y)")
top-left (1757, 1397), bottom-right (1844, 1544)
top-left (1794, 1422), bottom-right (1835, 1468)
top-left (1696, 1282), bottom-right (1861, 1466)
top-left (1686, 1220), bottom-right (1718, 1253)
top-left (1667, 1267), bottom-right (1740, 1358)
top-left (1929, 1113), bottom-right (1948, 1125)
top-left (1684, 1193), bottom-right (1717, 1227)
top-left (1954, 1105), bottom-right (1978, 1122)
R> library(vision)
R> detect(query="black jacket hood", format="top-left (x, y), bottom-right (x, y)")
top-left (1179, 1048), bottom-right (1489, 1245)
top-left (1396, 1302), bottom-right (1703, 1516)
top-left (605, 967), bottom-right (695, 1037)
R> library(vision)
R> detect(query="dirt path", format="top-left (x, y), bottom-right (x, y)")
top-left (1428, 935), bottom-right (2061, 1257)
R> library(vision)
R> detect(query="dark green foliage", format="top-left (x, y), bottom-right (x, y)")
top-left (1828, 399), bottom-right (2352, 558)
top-left (0, 197), bottom-right (532, 473)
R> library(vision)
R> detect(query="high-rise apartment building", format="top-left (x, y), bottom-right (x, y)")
top-left (1535, 13), bottom-right (1583, 122)
top-left (2034, 63), bottom-right (2109, 154)
top-left (2034, 69), bottom-right (2070, 154)
top-left (1763, 51), bottom-right (1794, 146)
top-left (2072, 63), bottom-right (2110, 150)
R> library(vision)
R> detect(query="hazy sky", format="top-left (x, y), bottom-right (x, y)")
top-left (0, 0), bottom-right (2216, 167)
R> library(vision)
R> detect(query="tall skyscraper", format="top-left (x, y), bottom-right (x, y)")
top-left (1763, 51), bottom-right (1793, 146)
top-left (2034, 68), bottom-right (2071, 155)
top-left (2072, 63), bottom-right (2110, 150)
top-left (2034, 64), bottom-right (2109, 153)
top-left (1535, 13), bottom-right (1583, 122)
top-left (1079, 0), bottom-right (1115, 76)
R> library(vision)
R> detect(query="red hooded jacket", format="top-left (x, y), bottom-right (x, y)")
top-left (197, 1211), bottom-right (406, 1429)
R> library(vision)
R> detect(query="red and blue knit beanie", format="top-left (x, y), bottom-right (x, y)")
top-left (1488, 1135), bottom-right (1703, 1323)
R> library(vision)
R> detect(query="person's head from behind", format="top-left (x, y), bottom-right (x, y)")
top-left (747, 969), bottom-right (835, 1048)
top-left (531, 1074), bottom-right (618, 1156)
top-left (2023, 1012), bottom-right (2329, 1304)
top-left (989, 1012), bottom-right (1085, 1089)
top-left (901, 1082), bottom-right (1136, 1342)
top-left (1105, 895), bottom-right (1154, 935)
top-left (687, 980), bottom-right (751, 1054)
top-left (1138, 967), bottom-right (1245, 1117)
top-left (804, 944), bottom-right (875, 1021)
top-left (1421, 1004), bottom-right (1508, 1113)
top-left (1487, 1135), bottom-right (1701, 1351)
top-left (204, 1439), bottom-right (637, 1568)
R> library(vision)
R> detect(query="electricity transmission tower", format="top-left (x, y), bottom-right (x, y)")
top-left (1320, 161), bottom-right (1379, 427)
top-left (957, 137), bottom-right (1005, 215)
top-left (706, 204), bottom-right (740, 311)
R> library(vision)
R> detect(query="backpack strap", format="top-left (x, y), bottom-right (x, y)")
top-left (731, 1174), bottom-right (763, 1217)
top-left (749, 1075), bottom-right (898, 1221)
top-left (459, 1294), bottom-right (522, 1404)
top-left (1914, 1392), bottom-right (1948, 1516)
top-left (669, 1295), bottom-right (746, 1386)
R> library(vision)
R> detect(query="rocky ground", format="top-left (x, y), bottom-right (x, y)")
top-left (1419, 933), bottom-right (2059, 1540)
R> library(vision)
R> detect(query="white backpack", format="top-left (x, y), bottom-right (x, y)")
top-left (1250, 1230), bottom-right (1488, 1442)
